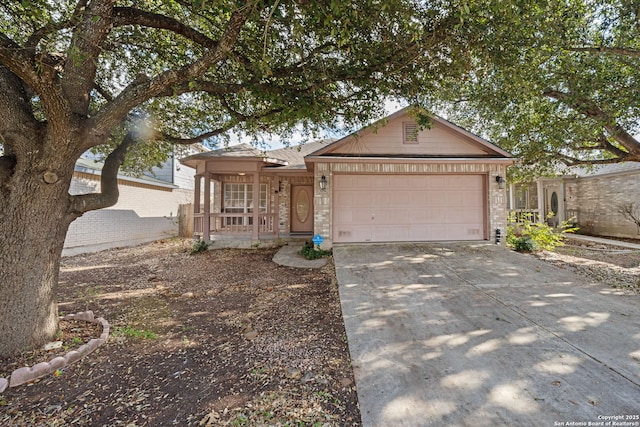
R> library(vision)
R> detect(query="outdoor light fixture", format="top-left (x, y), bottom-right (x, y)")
top-left (319, 175), bottom-right (328, 191)
top-left (495, 175), bottom-right (506, 190)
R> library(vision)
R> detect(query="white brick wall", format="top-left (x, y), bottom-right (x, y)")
top-left (64, 174), bottom-right (192, 255)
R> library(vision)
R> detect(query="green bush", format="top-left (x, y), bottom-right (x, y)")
top-left (191, 238), bottom-right (209, 254)
top-left (300, 241), bottom-right (332, 260)
top-left (507, 212), bottom-right (578, 252)
top-left (512, 236), bottom-right (538, 252)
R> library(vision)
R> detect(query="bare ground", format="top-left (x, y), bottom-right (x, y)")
top-left (536, 237), bottom-right (640, 294)
top-left (1, 235), bottom-right (638, 426)
top-left (1, 239), bottom-right (360, 426)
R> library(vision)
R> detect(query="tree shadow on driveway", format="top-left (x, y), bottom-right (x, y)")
top-left (334, 242), bottom-right (640, 427)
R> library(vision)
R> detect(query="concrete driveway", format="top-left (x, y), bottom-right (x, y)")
top-left (333, 242), bottom-right (640, 427)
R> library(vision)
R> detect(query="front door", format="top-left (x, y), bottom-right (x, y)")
top-left (291, 185), bottom-right (314, 233)
top-left (545, 187), bottom-right (560, 227)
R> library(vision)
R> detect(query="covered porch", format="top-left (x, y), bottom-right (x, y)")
top-left (192, 171), bottom-right (279, 241)
top-left (181, 143), bottom-right (319, 244)
top-left (507, 180), bottom-right (577, 226)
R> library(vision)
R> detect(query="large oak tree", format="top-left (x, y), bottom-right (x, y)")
top-left (0, 0), bottom-right (473, 357)
top-left (429, 0), bottom-right (640, 178)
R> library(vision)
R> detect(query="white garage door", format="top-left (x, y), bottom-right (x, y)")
top-left (333, 174), bottom-right (486, 243)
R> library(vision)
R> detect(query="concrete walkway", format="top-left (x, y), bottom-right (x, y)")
top-left (334, 242), bottom-right (640, 427)
top-left (569, 234), bottom-right (640, 250)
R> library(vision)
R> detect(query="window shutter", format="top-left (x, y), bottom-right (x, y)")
top-left (404, 123), bottom-right (418, 143)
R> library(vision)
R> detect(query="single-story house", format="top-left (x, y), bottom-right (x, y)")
top-left (180, 108), bottom-right (516, 247)
top-left (508, 162), bottom-right (640, 238)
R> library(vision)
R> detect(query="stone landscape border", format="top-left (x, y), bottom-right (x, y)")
top-left (0, 310), bottom-right (110, 393)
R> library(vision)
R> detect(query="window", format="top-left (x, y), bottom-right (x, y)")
top-left (514, 183), bottom-right (538, 210)
top-left (403, 122), bottom-right (418, 144)
top-left (223, 183), bottom-right (267, 226)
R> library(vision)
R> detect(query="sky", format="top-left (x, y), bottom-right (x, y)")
top-left (226, 99), bottom-right (407, 151)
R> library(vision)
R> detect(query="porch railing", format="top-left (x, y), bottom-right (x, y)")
top-left (193, 213), bottom-right (275, 235)
top-left (508, 209), bottom-right (541, 224)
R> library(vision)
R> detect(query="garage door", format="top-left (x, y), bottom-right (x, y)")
top-left (333, 174), bottom-right (486, 243)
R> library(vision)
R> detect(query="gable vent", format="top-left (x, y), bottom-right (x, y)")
top-left (403, 122), bottom-right (418, 144)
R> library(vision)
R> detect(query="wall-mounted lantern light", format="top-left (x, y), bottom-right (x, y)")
top-left (319, 175), bottom-right (328, 191)
top-left (495, 175), bottom-right (506, 190)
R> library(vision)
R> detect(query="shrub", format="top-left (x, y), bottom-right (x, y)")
top-left (191, 238), bottom-right (209, 254)
top-left (507, 212), bottom-right (578, 252)
top-left (512, 236), bottom-right (538, 252)
top-left (300, 241), bottom-right (332, 260)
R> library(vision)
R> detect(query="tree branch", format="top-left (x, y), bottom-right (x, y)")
top-left (568, 46), bottom-right (640, 57)
top-left (0, 33), bottom-right (72, 124)
top-left (62, 0), bottom-right (116, 115)
top-left (543, 89), bottom-right (640, 158)
top-left (69, 130), bottom-right (136, 215)
top-left (544, 149), bottom-right (630, 166)
top-left (0, 65), bottom-right (39, 155)
top-left (25, 0), bottom-right (89, 55)
top-left (88, 3), bottom-right (254, 149)
top-left (112, 7), bottom-right (218, 49)
top-left (0, 32), bottom-right (41, 90)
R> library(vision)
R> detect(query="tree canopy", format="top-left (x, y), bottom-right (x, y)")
top-left (427, 0), bottom-right (640, 179)
top-left (0, 0), bottom-right (474, 177)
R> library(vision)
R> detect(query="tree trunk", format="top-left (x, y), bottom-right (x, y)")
top-left (0, 156), bottom-right (76, 357)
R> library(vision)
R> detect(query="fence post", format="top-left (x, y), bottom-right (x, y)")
top-left (178, 203), bottom-right (193, 237)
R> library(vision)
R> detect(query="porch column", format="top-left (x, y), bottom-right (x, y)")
top-left (507, 183), bottom-right (514, 211)
top-left (537, 179), bottom-right (545, 223)
top-left (203, 172), bottom-right (211, 241)
top-left (252, 172), bottom-right (260, 240)
top-left (194, 175), bottom-right (201, 214)
top-left (274, 175), bottom-right (280, 238)
top-left (558, 179), bottom-right (566, 223)
top-left (192, 175), bottom-right (202, 238)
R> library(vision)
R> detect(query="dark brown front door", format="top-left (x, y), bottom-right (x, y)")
top-left (291, 185), bottom-right (314, 233)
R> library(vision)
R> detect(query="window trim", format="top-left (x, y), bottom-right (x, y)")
top-left (222, 182), bottom-right (268, 214)
top-left (222, 182), bottom-right (268, 227)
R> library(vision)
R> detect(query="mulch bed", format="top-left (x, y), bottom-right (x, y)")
top-left (0, 240), bottom-right (360, 426)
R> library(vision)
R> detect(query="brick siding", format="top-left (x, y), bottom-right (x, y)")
top-left (564, 172), bottom-right (640, 238)
top-left (64, 175), bottom-right (192, 254)
top-left (313, 161), bottom-right (509, 247)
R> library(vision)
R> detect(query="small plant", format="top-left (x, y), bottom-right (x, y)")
top-left (232, 415), bottom-right (249, 426)
top-left (507, 212), bottom-right (578, 252)
top-left (76, 285), bottom-right (101, 311)
top-left (72, 336), bottom-right (83, 345)
top-left (190, 238), bottom-right (209, 254)
top-left (113, 326), bottom-right (158, 340)
top-left (300, 241), bottom-right (332, 260)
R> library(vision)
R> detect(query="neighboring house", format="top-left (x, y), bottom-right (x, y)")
top-left (180, 108), bottom-right (515, 247)
top-left (508, 162), bottom-right (640, 238)
top-left (63, 144), bottom-right (207, 255)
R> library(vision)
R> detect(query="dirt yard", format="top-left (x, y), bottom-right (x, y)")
top-left (1, 240), bottom-right (360, 426)
top-left (537, 236), bottom-right (640, 294)
top-left (1, 235), bottom-right (637, 426)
